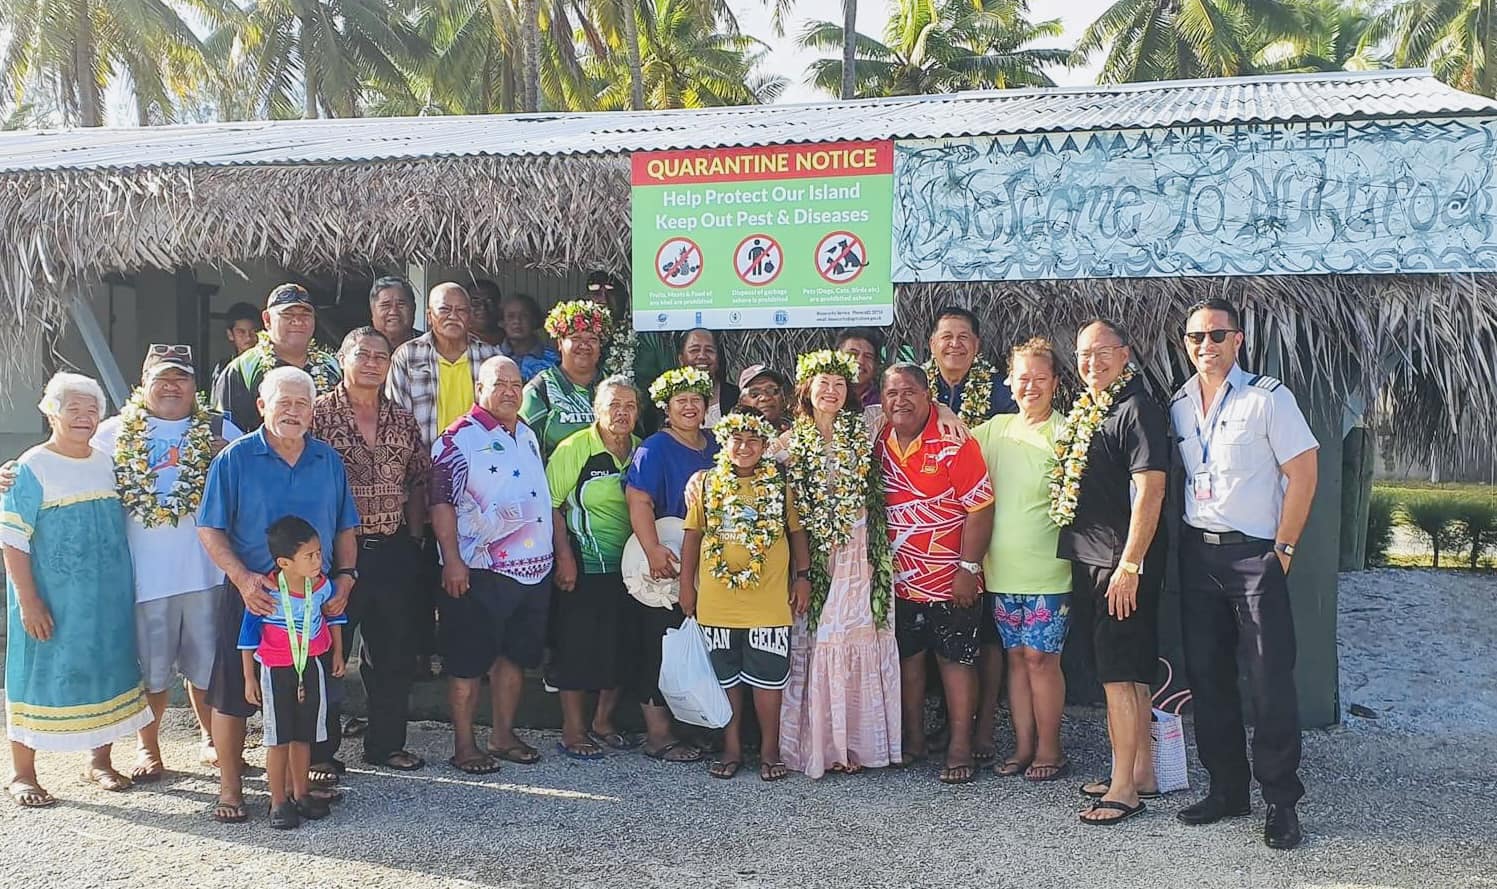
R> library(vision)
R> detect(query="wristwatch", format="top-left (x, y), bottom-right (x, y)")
top-left (957, 560), bottom-right (983, 576)
top-left (795, 569), bottom-right (811, 581)
top-left (331, 567), bottom-right (359, 581)
top-left (1275, 542), bottom-right (1296, 557)
top-left (1118, 560), bottom-right (1142, 576)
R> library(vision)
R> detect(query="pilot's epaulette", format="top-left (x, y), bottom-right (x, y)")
top-left (1169, 389), bottom-right (1188, 405)
top-left (1249, 374), bottom-right (1282, 392)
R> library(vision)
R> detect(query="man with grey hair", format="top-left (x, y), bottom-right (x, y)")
top-left (387, 282), bottom-right (502, 448)
top-left (197, 365), bottom-right (360, 823)
top-left (430, 355), bottom-right (557, 773)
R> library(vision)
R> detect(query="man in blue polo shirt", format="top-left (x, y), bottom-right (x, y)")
top-left (197, 366), bottom-right (359, 825)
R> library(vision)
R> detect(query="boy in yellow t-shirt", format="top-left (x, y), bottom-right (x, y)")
top-left (680, 407), bottom-right (811, 782)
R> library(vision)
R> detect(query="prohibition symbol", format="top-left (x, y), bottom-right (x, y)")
top-left (656, 237), bottom-right (703, 288)
top-left (733, 234), bottom-right (783, 286)
top-left (816, 231), bottom-right (868, 284)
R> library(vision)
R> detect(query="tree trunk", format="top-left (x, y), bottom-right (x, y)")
top-left (75, 2), bottom-right (102, 127)
top-left (841, 0), bottom-right (857, 100)
top-left (522, 0), bottom-right (541, 112)
top-left (624, 0), bottom-right (646, 110)
top-left (301, 13), bottom-right (320, 119)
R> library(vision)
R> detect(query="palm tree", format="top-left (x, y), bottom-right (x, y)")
top-left (1254, 0), bottom-right (1385, 73)
top-left (766, 0), bottom-right (858, 99)
top-left (1074, 0), bottom-right (1299, 83)
top-left (0, 0), bottom-right (239, 126)
top-left (591, 0), bottom-right (784, 108)
top-left (801, 0), bottom-right (1067, 98)
top-left (1367, 0), bottom-right (1497, 97)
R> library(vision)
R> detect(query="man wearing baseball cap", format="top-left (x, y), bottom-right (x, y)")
top-left (212, 283), bottom-right (341, 432)
top-left (91, 346), bottom-right (241, 782)
top-left (736, 364), bottom-right (792, 433)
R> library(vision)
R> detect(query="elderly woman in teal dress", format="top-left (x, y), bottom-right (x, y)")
top-left (2, 372), bottom-right (151, 808)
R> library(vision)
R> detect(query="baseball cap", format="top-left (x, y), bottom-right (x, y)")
top-left (141, 344), bottom-right (196, 380)
top-left (266, 283), bottom-right (315, 311)
top-left (737, 364), bottom-right (788, 392)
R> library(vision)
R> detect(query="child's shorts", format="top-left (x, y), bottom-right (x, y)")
top-left (702, 625), bottom-right (791, 690)
top-left (259, 659), bottom-right (328, 747)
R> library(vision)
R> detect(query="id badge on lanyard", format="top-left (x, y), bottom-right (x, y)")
top-left (1193, 384), bottom-right (1233, 503)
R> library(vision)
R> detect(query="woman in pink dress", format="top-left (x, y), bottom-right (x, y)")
top-left (778, 350), bottom-right (900, 777)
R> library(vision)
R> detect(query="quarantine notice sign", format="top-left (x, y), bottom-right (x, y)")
top-left (630, 140), bottom-right (895, 331)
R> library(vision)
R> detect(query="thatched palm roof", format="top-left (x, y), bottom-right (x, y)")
top-left (1, 70), bottom-right (1493, 462)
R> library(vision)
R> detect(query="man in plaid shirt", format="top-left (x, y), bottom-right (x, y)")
top-left (386, 282), bottom-right (502, 448)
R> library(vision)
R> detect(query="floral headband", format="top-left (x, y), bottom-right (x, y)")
top-left (795, 349), bottom-right (859, 385)
top-left (544, 300), bottom-right (613, 340)
top-left (648, 366), bottom-right (712, 409)
top-left (714, 411), bottom-right (778, 447)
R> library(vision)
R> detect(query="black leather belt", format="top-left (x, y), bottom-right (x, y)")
top-left (1187, 525), bottom-right (1271, 546)
top-left (358, 527), bottom-right (410, 549)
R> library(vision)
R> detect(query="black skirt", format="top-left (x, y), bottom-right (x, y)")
top-left (548, 572), bottom-right (630, 691)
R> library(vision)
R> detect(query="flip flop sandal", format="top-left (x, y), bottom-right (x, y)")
top-left (294, 796), bottom-right (331, 820)
top-left (8, 781), bottom-right (58, 809)
top-left (939, 763), bottom-right (977, 785)
top-left (1081, 780), bottom-right (1161, 800)
top-left (306, 786), bottom-right (343, 805)
top-left (994, 759), bottom-right (1030, 778)
top-left (447, 754), bottom-right (503, 775)
top-left (372, 751), bottom-right (425, 771)
top-left (309, 763), bottom-right (343, 786)
top-left (759, 761), bottom-right (789, 782)
top-left (81, 767), bottom-right (132, 792)
top-left (708, 759), bottom-right (742, 779)
top-left (130, 761), bottom-right (166, 783)
top-left (555, 741), bottom-right (606, 761)
top-left (489, 743), bottom-right (542, 765)
top-left (1080, 799), bottom-right (1147, 825)
top-left (269, 801), bottom-right (301, 830)
top-left (642, 741), bottom-right (704, 763)
top-left (1024, 759), bottom-right (1071, 782)
top-left (210, 800), bottom-right (248, 824)
top-left (588, 730), bottom-right (643, 750)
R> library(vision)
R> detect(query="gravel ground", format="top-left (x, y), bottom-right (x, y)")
top-left (4, 569), bottom-right (1496, 889)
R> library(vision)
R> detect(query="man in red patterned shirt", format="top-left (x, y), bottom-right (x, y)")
top-left (877, 362), bottom-right (994, 784)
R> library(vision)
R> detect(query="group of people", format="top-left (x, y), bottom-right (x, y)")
top-left (2, 276), bottom-right (1318, 849)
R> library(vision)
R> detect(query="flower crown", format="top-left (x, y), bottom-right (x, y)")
top-left (648, 366), bottom-right (712, 408)
top-left (714, 411), bottom-right (778, 447)
top-left (796, 349), bottom-right (859, 385)
top-left (544, 300), bottom-right (613, 340)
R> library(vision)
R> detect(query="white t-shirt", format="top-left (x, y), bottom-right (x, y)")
top-left (94, 412), bottom-right (243, 603)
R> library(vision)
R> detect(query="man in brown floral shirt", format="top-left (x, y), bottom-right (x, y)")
top-left (312, 326), bottom-right (430, 772)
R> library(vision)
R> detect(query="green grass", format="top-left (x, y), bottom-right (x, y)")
top-left (1375, 481), bottom-right (1496, 497)
top-left (1372, 483), bottom-right (1497, 569)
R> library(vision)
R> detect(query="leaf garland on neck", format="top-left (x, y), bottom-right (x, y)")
top-left (925, 357), bottom-right (996, 427)
top-left (249, 330), bottom-right (339, 393)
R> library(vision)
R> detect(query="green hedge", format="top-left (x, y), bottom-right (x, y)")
top-left (1372, 484), bottom-right (1497, 568)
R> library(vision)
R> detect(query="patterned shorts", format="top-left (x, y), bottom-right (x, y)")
top-left (991, 593), bottom-right (1071, 655)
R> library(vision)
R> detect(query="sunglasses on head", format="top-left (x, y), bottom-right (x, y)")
top-left (1184, 329), bottom-right (1238, 345)
top-left (148, 344), bottom-right (193, 359)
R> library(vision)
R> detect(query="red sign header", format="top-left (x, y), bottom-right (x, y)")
top-left (631, 140), bottom-right (893, 186)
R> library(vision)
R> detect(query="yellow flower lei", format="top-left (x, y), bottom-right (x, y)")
top-left (926, 357), bottom-right (996, 427)
top-left (703, 455), bottom-right (786, 591)
top-left (786, 412), bottom-right (892, 629)
top-left (1047, 365), bottom-right (1137, 527)
top-left (248, 331), bottom-right (339, 393)
top-left (114, 389), bottom-right (215, 528)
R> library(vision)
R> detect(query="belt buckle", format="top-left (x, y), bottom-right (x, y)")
top-left (1202, 531), bottom-right (1222, 545)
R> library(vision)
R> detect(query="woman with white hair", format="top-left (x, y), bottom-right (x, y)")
top-left (2, 372), bottom-right (152, 807)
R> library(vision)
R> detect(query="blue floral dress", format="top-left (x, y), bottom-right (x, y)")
top-left (1, 446), bottom-right (150, 751)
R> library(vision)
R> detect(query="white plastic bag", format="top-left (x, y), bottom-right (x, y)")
top-left (658, 618), bottom-right (732, 729)
top-left (1150, 708), bottom-right (1191, 793)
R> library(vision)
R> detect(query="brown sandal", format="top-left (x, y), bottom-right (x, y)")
top-left (81, 766), bottom-right (132, 792)
top-left (8, 780), bottom-right (58, 808)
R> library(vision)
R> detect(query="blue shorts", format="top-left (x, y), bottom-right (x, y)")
top-left (991, 593), bottom-right (1070, 654)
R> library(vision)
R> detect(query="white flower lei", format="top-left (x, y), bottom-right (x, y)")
top-left (703, 455), bottom-right (786, 591)
top-left (114, 390), bottom-right (215, 528)
top-left (602, 314), bottom-right (637, 381)
top-left (1047, 365), bottom-right (1137, 527)
top-left (926, 357), bottom-right (996, 427)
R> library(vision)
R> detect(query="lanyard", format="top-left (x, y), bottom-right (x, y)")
top-left (276, 573), bottom-right (317, 689)
top-left (1195, 381), bottom-right (1235, 466)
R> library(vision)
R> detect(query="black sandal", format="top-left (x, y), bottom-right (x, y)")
top-left (1080, 799), bottom-right (1147, 825)
top-left (708, 759), bottom-right (742, 779)
top-left (1081, 779), bottom-right (1161, 800)
top-left (269, 801), bottom-right (300, 829)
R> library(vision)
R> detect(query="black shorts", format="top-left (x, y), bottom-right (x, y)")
top-left (625, 598), bottom-right (684, 707)
top-left (548, 572), bottom-right (627, 691)
top-left (257, 658), bottom-right (328, 747)
top-left (439, 568), bottom-right (552, 677)
top-left (702, 625), bottom-right (791, 690)
top-left (207, 580), bottom-right (257, 719)
top-left (1074, 562), bottom-right (1161, 685)
top-left (894, 598), bottom-right (983, 666)
top-left (978, 592), bottom-right (1001, 645)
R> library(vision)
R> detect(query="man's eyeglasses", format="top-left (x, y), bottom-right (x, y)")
top-left (1076, 346), bottom-right (1124, 362)
top-left (744, 385), bottom-right (781, 399)
top-left (1184, 329), bottom-right (1239, 345)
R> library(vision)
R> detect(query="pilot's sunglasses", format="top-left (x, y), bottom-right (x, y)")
top-left (1184, 329), bottom-right (1238, 345)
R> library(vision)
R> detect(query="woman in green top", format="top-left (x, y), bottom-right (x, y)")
top-left (546, 375), bottom-right (642, 759)
top-left (522, 300), bottom-right (609, 457)
top-left (970, 338), bottom-right (1072, 782)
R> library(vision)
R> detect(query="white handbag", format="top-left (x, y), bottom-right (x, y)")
top-left (657, 618), bottom-right (732, 729)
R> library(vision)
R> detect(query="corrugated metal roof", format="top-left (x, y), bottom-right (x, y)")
top-left (0, 69), bottom-right (1492, 174)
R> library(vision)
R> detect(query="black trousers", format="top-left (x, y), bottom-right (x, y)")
top-left (322, 532), bottom-right (421, 764)
top-left (1179, 528), bottom-right (1304, 806)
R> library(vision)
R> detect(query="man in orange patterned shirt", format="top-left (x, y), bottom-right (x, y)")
top-left (877, 362), bottom-right (994, 785)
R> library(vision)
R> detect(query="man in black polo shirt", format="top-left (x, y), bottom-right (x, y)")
top-left (1055, 319), bottom-right (1170, 825)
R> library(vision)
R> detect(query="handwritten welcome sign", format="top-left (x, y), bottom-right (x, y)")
top-left (891, 119), bottom-right (1497, 281)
